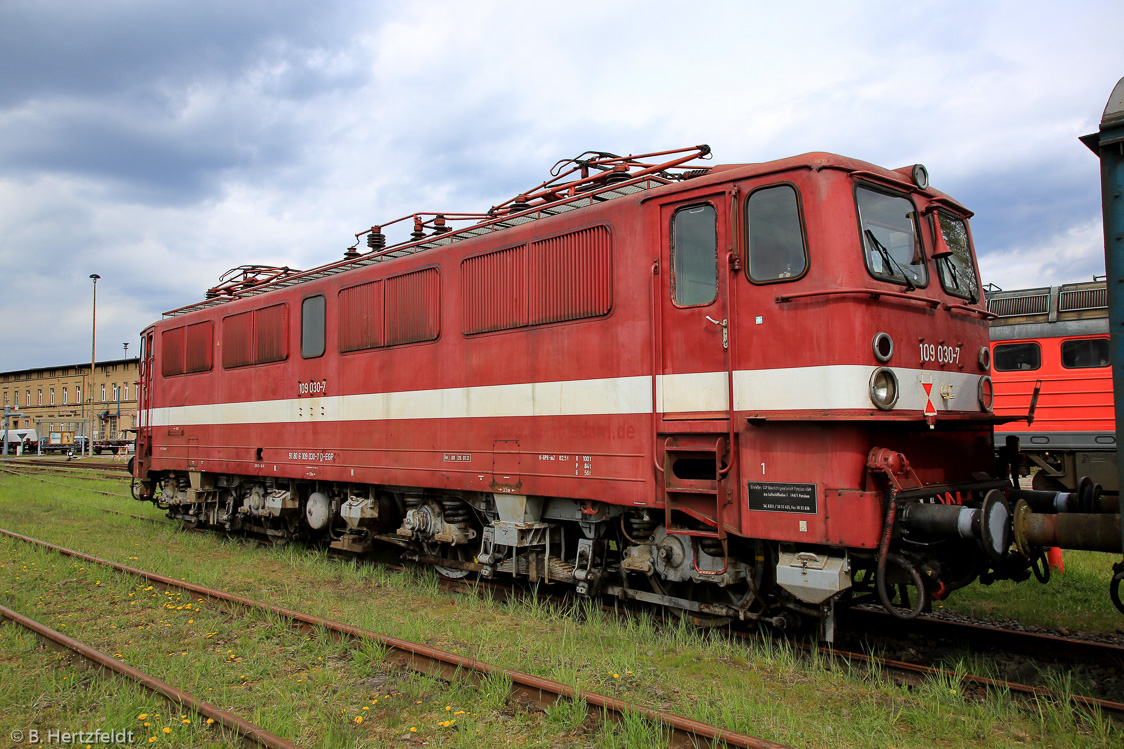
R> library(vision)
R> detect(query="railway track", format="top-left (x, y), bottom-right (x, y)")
top-left (3, 473), bottom-right (1119, 734)
top-left (0, 602), bottom-right (298, 748)
top-left (0, 527), bottom-right (787, 749)
top-left (435, 572), bottom-right (1124, 721)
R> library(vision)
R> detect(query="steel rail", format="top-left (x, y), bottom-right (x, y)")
top-left (440, 574), bottom-right (1124, 721)
top-left (845, 607), bottom-right (1124, 670)
top-left (0, 527), bottom-right (788, 749)
top-left (0, 602), bottom-right (299, 749)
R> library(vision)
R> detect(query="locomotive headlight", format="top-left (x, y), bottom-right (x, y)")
top-left (872, 332), bottom-right (894, 362)
top-left (869, 367), bottom-right (899, 410)
top-left (977, 376), bottom-right (994, 412)
top-left (978, 346), bottom-right (991, 372)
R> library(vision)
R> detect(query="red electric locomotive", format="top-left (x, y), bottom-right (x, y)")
top-left (987, 281), bottom-right (1116, 492)
top-left (132, 146), bottom-right (1123, 637)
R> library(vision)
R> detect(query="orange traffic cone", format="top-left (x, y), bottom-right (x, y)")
top-left (1046, 546), bottom-right (1065, 574)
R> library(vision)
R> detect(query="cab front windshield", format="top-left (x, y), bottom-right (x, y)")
top-left (935, 212), bottom-right (979, 302)
top-left (857, 186), bottom-right (926, 288)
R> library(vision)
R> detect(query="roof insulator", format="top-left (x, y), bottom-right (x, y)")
top-left (367, 226), bottom-right (386, 250)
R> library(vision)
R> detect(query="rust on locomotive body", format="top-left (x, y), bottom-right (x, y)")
top-left (130, 146), bottom-right (1123, 638)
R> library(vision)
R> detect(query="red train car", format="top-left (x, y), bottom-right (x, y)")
top-left (132, 147), bottom-right (1122, 635)
top-left (987, 282), bottom-right (1116, 491)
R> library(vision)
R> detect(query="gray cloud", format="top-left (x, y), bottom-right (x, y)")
top-left (0, 0), bottom-right (1122, 371)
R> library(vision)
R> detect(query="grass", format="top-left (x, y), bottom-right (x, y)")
top-left (941, 549), bottom-right (1124, 634)
top-left (1, 463), bottom-right (1122, 747)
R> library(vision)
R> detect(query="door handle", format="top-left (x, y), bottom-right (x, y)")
top-left (705, 316), bottom-right (729, 349)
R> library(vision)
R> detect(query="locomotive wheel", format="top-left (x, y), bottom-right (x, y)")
top-left (876, 553), bottom-right (928, 620)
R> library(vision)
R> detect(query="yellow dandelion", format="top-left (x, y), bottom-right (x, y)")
top-left (137, 714), bottom-right (148, 720)
top-left (206, 719), bottom-right (214, 725)
top-left (410, 727), bottom-right (417, 733)
top-left (181, 719), bottom-right (190, 725)
top-left (355, 716), bottom-right (364, 724)
top-left (162, 728), bottom-right (171, 734)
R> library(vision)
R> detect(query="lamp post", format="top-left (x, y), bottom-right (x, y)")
top-left (118, 342), bottom-right (128, 429)
top-left (89, 274), bottom-right (100, 457)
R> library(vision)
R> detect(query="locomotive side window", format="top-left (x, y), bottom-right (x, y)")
top-left (856, 187), bottom-right (927, 287)
top-left (934, 212), bottom-right (979, 301)
top-left (745, 184), bottom-right (807, 283)
top-left (993, 342), bottom-right (1041, 371)
top-left (301, 295), bottom-right (326, 359)
top-left (1061, 338), bottom-right (1109, 369)
top-left (671, 204), bottom-right (718, 306)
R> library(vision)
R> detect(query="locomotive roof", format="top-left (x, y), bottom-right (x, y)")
top-left (162, 148), bottom-right (958, 319)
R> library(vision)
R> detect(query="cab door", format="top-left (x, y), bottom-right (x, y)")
top-left (658, 196), bottom-right (732, 420)
top-left (655, 192), bottom-right (737, 537)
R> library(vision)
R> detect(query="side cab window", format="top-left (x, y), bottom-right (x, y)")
top-left (745, 184), bottom-right (807, 283)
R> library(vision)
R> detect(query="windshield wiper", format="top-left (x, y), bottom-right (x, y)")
top-left (865, 230), bottom-right (915, 291)
top-left (937, 255), bottom-right (979, 304)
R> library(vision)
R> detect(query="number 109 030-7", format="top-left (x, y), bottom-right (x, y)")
top-left (920, 343), bottom-right (959, 364)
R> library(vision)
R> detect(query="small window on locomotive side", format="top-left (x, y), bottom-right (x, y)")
top-left (1061, 338), bottom-right (1110, 369)
top-left (386, 268), bottom-right (440, 346)
top-left (993, 342), bottom-right (1041, 372)
top-left (671, 204), bottom-right (718, 306)
top-left (301, 295), bottom-right (326, 358)
top-left (339, 280), bottom-right (384, 352)
top-left (745, 185), bottom-right (807, 283)
top-left (185, 321), bottom-right (213, 373)
top-left (222, 311), bottom-right (254, 369)
top-left (161, 327), bottom-right (185, 377)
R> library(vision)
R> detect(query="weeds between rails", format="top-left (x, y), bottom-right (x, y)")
top-left (2, 474), bottom-right (1123, 747)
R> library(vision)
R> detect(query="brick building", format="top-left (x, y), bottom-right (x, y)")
top-left (1, 357), bottom-right (140, 442)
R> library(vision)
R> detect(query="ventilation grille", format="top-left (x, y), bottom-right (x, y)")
top-left (987, 291), bottom-right (1050, 318)
top-left (1058, 286), bottom-right (1107, 312)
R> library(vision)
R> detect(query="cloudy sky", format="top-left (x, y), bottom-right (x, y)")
top-left (1, 0), bottom-right (1121, 371)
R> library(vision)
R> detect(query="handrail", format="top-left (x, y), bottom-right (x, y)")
top-left (775, 288), bottom-right (941, 309)
top-left (944, 302), bottom-right (998, 320)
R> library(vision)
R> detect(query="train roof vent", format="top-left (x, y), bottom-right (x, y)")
top-left (1058, 285), bottom-right (1108, 312)
top-left (986, 290), bottom-right (1051, 318)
